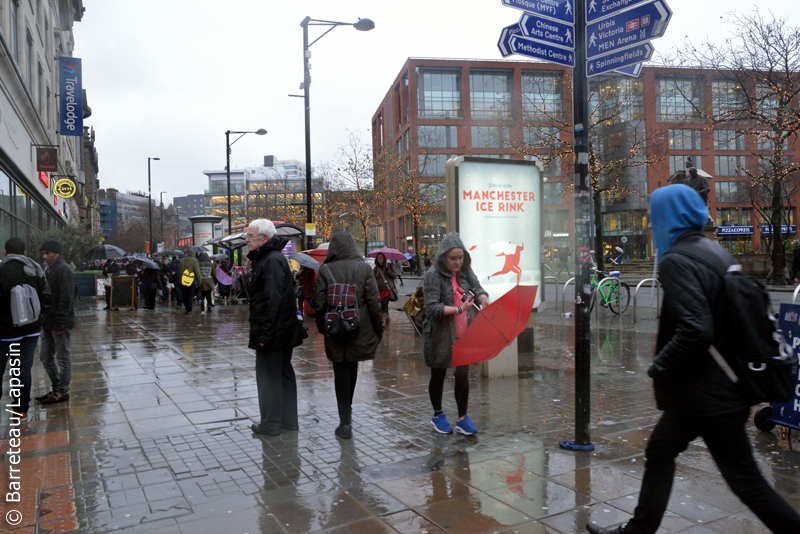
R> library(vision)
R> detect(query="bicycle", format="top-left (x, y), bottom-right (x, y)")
top-left (589, 268), bottom-right (630, 314)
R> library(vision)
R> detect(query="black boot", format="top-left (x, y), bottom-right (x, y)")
top-left (335, 424), bottom-right (352, 440)
top-left (586, 524), bottom-right (626, 534)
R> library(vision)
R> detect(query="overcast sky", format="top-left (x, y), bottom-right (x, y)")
top-left (72, 0), bottom-right (798, 205)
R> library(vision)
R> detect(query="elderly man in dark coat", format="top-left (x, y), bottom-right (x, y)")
top-left (246, 219), bottom-right (305, 435)
top-left (314, 232), bottom-right (383, 440)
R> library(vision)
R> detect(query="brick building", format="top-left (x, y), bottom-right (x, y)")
top-left (371, 58), bottom-right (798, 260)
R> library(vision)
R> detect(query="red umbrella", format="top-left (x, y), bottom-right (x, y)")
top-left (452, 285), bottom-right (538, 367)
top-left (368, 247), bottom-right (406, 261)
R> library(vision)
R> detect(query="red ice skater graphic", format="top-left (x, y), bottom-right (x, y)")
top-left (488, 242), bottom-right (524, 284)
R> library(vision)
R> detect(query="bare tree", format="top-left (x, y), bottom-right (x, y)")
top-left (667, 9), bottom-right (800, 283)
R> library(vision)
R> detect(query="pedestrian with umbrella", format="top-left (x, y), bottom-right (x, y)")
top-left (423, 232), bottom-right (490, 436)
top-left (85, 244), bottom-right (126, 261)
top-left (198, 252), bottom-right (217, 313)
top-left (373, 252), bottom-right (398, 325)
top-left (178, 250), bottom-right (201, 315)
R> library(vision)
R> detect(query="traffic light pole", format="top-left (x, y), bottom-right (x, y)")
top-left (561, 0), bottom-right (594, 452)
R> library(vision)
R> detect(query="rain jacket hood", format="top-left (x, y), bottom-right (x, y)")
top-left (435, 232), bottom-right (472, 277)
top-left (323, 232), bottom-right (362, 264)
top-left (650, 184), bottom-right (708, 260)
top-left (186, 249), bottom-right (196, 258)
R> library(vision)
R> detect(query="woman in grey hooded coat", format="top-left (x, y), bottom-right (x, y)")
top-left (423, 232), bottom-right (490, 436)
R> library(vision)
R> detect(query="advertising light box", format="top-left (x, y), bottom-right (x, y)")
top-left (446, 157), bottom-right (544, 309)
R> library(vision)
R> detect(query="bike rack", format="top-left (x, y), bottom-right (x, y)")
top-left (545, 276), bottom-right (559, 313)
top-left (562, 277), bottom-right (575, 315)
top-left (634, 278), bottom-right (662, 323)
top-left (594, 277), bottom-right (621, 318)
top-left (793, 284), bottom-right (800, 304)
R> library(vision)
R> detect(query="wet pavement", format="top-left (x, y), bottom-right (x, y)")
top-left (1, 288), bottom-right (798, 534)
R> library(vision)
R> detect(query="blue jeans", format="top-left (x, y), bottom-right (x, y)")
top-left (40, 329), bottom-right (72, 395)
top-left (0, 336), bottom-right (38, 413)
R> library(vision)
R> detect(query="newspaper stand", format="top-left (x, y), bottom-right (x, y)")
top-left (753, 303), bottom-right (800, 444)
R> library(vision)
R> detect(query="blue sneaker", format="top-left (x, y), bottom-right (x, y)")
top-left (455, 415), bottom-right (478, 435)
top-left (430, 414), bottom-right (453, 434)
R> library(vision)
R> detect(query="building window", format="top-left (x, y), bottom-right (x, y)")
top-left (418, 125), bottom-right (458, 148)
top-left (403, 129), bottom-right (410, 153)
top-left (757, 83), bottom-right (779, 120)
top-left (757, 133), bottom-right (789, 152)
top-left (418, 154), bottom-right (455, 177)
top-left (656, 77), bottom-right (702, 122)
top-left (522, 71), bottom-right (563, 120)
top-left (715, 181), bottom-right (746, 203)
top-left (470, 70), bottom-right (512, 119)
top-left (26, 32), bottom-right (33, 93)
top-left (471, 126), bottom-right (509, 149)
top-left (668, 129), bottom-right (702, 151)
top-left (714, 130), bottom-right (745, 151)
top-left (46, 86), bottom-right (50, 128)
top-left (716, 207), bottom-right (751, 227)
top-left (420, 182), bottom-right (446, 205)
top-left (37, 63), bottom-right (43, 112)
top-left (715, 155), bottom-right (746, 176)
top-left (524, 126), bottom-right (560, 150)
top-left (417, 69), bottom-right (462, 118)
top-left (10, 1), bottom-right (19, 62)
top-left (589, 77), bottom-right (644, 123)
top-left (525, 155), bottom-right (561, 177)
top-left (669, 155), bottom-right (702, 175)
top-left (711, 79), bottom-right (746, 119)
top-left (543, 182), bottom-right (565, 204)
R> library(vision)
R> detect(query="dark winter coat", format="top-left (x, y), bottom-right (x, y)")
top-left (198, 253), bottom-right (217, 292)
top-left (42, 256), bottom-right (75, 332)
top-left (102, 261), bottom-right (120, 277)
top-left (247, 235), bottom-right (301, 351)
top-left (422, 232), bottom-right (488, 368)
top-left (651, 232), bottom-right (749, 416)
top-left (314, 232), bottom-right (383, 363)
top-left (0, 255), bottom-right (51, 340)
top-left (297, 267), bottom-right (316, 300)
top-left (373, 260), bottom-right (397, 292)
top-left (178, 250), bottom-right (202, 288)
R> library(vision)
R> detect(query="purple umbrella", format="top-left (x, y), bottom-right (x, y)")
top-left (368, 247), bottom-right (406, 261)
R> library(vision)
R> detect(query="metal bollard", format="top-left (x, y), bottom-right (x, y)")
top-left (594, 277), bottom-right (621, 318)
top-left (545, 276), bottom-right (559, 313)
top-left (562, 277), bottom-right (576, 316)
top-left (634, 278), bottom-right (662, 323)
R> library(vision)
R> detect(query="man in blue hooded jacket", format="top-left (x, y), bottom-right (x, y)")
top-left (588, 185), bottom-right (800, 534)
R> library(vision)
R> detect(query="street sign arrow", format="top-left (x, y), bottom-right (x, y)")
top-left (615, 62), bottom-right (643, 77)
top-left (587, 42), bottom-right (653, 77)
top-left (586, 0), bottom-right (671, 59)
top-left (498, 23), bottom-right (524, 57)
top-left (510, 34), bottom-right (576, 68)
top-left (520, 13), bottom-right (575, 50)
top-left (586, 0), bottom-right (658, 24)
top-left (501, 0), bottom-right (575, 25)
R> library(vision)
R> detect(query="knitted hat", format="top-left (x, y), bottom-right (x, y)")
top-left (40, 240), bottom-right (62, 255)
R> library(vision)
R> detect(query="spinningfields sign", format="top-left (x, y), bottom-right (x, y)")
top-left (58, 57), bottom-right (82, 136)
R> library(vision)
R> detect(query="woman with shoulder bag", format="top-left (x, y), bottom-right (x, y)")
top-left (314, 232), bottom-right (384, 440)
top-left (373, 252), bottom-right (397, 325)
top-left (423, 232), bottom-right (490, 436)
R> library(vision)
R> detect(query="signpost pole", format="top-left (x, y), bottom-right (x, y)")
top-left (561, 0), bottom-right (594, 452)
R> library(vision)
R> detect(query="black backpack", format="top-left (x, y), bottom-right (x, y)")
top-left (322, 263), bottom-right (361, 342)
top-left (668, 242), bottom-right (797, 404)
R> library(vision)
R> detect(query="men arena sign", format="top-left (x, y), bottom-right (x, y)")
top-left (446, 157), bottom-right (543, 309)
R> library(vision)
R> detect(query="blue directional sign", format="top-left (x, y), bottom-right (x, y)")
top-left (587, 42), bottom-right (653, 77)
top-left (501, 0), bottom-right (575, 25)
top-left (586, 0), bottom-right (654, 24)
top-left (498, 23), bottom-right (524, 58)
top-left (586, 1), bottom-right (671, 59)
top-left (510, 34), bottom-right (575, 68)
top-left (615, 63), bottom-right (643, 77)
top-left (520, 13), bottom-right (576, 50)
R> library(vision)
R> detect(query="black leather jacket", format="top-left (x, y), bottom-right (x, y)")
top-left (42, 257), bottom-right (75, 332)
top-left (247, 236), bottom-right (299, 351)
top-left (650, 230), bottom-right (749, 416)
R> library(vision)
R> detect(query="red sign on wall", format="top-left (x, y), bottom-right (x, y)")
top-left (39, 172), bottom-right (49, 189)
top-left (36, 147), bottom-right (58, 172)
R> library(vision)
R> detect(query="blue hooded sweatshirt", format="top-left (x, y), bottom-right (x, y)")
top-left (650, 184), bottom-right (709, 260)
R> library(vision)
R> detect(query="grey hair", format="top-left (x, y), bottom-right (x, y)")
top-left (248, 219), bottom-right (276, 239)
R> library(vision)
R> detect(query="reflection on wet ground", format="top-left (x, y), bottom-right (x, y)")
top-left (0, 295), bottom-right (797, 533)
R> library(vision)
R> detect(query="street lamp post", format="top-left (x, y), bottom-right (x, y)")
top-left (226, 129), bottom-right (267, 235)
top-left (147, 157), bottom-right (160, 254)
top-left (160, 191), bottom-right (167, 249)
top-left (301, 15), bottom-right (374, 251)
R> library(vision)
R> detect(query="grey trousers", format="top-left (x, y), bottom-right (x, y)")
top-left (255, 348), bottom-right (298, 433)
top-left (40, 329), bottom-right (72, 395)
